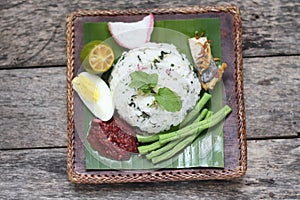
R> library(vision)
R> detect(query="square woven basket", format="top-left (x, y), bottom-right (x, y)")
top-left (66, 5), bottom-right (247, 184)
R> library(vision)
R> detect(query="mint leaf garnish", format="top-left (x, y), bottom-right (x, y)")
top-left (129, 71), bottom-right (182, 112)
top-left (129, 71), bottom-right (158, 93)
top-left (154, 87), bottom-right (182, 112)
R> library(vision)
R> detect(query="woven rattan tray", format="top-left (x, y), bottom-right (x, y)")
top-left (66, 5), bottom-right (246, 183)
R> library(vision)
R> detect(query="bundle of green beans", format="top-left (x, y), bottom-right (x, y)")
top-left (136, 93), bottom-right (232, 164)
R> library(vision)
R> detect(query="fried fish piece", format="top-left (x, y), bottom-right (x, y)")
top-left (188, 33), bottom-right (227, 90)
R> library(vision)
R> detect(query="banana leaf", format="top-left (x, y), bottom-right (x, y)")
top-left (82, 17), bottom-right (224, 170)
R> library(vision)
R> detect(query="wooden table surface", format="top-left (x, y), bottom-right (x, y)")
top-left (0, 0), bottom-right (299, 199)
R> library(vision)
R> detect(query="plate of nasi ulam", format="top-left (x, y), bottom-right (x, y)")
top-left (66, 6), bottom-right (246, 183)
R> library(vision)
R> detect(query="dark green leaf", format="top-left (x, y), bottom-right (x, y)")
top-left (154, 87), bottom-right (182, 112)
top-left (129, 71), bottom-right (158, 91)
top-left (140, 88), bottom-right (152, 94)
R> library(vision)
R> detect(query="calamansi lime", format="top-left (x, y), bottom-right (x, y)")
top-left (80, 40), bottom-right (102, 63)
top-left (88, 44), bottom-right (114, 73)
top-left (80, 41), bottom-right (114, 74)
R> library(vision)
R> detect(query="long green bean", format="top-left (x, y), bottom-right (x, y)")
top-left (179, 93), bottom-right (211, 127)
top-left (146, 140), bottom-right (178, 160)
top-left (138, 141), bottom-right (164, 155)
top-left (151, 107), bottom-right (231, 164)
top-left (158, 105), bottom-right (231, 144)
top-left (136, 134), bottom-right (159, 143)
top-left (146, 109), bottom-right (212, 159)
top-left (151, 134), bottom-right (196, 164)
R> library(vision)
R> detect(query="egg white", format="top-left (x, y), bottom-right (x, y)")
top-left (72, 72), bottom-right (114, 121)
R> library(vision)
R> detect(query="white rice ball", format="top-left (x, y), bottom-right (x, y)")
top-left (109, 43), bottom-right (201, 134)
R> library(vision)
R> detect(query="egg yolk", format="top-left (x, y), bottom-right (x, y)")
top-left (73, 74), bottom-right (99, 102)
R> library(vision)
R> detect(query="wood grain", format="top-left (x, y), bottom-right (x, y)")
top-left (0, 56), bottom-right (299, 149)
top-left (0, 0), bottom-right (299, 197)
top-left (0, 67), bottom-right (67, 149)
top-left (0, 0), bottom-right (300, 68)
top-left (0, 139), bottom-right (299, 199)
top-left (244, 56), bottom-right (300, 139)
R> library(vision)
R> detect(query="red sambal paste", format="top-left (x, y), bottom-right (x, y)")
top-left (87, 117), bottom-right (139, 161)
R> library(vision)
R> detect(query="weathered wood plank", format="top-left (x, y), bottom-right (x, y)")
top-left (0, 56), bottom-right (299, 149)
top-left (0, 139), bottom-right (299, 199)
top-left (244, 55), bottom-right (300, 139)
top-left (0, 67), bottom-right (67, 149)
top-left (0, 0), bottom-right (299, 68)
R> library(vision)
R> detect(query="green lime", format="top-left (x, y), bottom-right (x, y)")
top-left (88, 43), bottom-right (114, 73)
top-left (80, 40), bottom-right (114, 74)
top-left (80, 40), bottom-right (102, 63)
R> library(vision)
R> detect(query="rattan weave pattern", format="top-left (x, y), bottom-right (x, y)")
top-left (66, 5), bottom-right (246, 184)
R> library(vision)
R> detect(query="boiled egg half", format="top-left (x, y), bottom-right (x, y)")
top-left (72, 72), bottom-right (114, 121)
